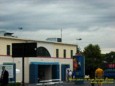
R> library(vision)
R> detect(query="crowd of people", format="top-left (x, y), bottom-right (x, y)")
top-left (67, 66), bottom-right (104, 86)
top-left (66, 69), bottom-right (78, 82)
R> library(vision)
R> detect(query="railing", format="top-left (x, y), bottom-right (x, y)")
top-left (36, 79), bottom-right (63, 86)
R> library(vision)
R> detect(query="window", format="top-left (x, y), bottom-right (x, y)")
top-left (56, 49), bottom-right (59, 58)
top-left (7, 45), bottom-right (10, 55)
top-left (63, 49), bottom-right (66, 58)
top-left (37, 47), bottom-right (51, 57)
top-left (71, 50), bottom-right (73, 58)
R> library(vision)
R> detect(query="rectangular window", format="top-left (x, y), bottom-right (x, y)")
top-left (56, 49), bottom-right (59, 58)
top-left (71, 50), bottom-right (73, 58)
top-left (64, 49), bottom-right (66, 58)
top-left (7, 45), bottom-right (10, 55)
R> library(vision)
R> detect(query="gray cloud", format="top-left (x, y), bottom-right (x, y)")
top-left (1, 0), bottom-right (115, 30)
top-left (0, 0), bottom-right (115, 53)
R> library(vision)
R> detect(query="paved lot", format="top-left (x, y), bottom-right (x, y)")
top-left (62, 81), bottom-right (115, 86)
top-left (28, 80), bottom-right (115, 86)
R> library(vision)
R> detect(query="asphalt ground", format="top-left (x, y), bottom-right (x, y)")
top-left (28, 80), bottom-right (115, 86)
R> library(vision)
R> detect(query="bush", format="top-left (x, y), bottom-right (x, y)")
top-left (8, 82), bottom-right (21, 86)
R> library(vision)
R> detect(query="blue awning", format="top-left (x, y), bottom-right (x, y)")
top-left (30, 62), bottom-right (59, 65)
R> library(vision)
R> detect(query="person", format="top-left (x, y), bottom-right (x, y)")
top-left (89, 67), bottom-right (96, 86)
top-left (72, 70), bottom-right (76, 79)
top-left (95, 67), bottom-right (104, 86)
top-left (66, 69), bottom-right (70, 82)
top-left (68, 70), bottom-right (72, 81)
top-left (0, 66), bottom-right (9, 86)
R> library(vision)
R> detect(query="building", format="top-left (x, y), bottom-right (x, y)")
top-left (0, 34), bottom-right (78, 83)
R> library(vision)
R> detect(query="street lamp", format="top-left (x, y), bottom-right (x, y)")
top-left (76, 38), bottom-right (82, 53)
top-left (76, 38), bottom-right (82, 40)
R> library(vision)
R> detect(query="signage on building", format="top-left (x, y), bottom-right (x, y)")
top-left (12, 43), bottom-right (37, 57)
top-left (107, 63), bottom-right (115, 68)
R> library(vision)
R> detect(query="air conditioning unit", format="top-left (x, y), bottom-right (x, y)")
top-left (46, 38), bottom-right (62, 42)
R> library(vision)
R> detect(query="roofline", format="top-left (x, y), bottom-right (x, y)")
top-left (0, 36), bottom-right (77, 46)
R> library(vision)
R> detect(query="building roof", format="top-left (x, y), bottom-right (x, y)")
top-left (0, 31), bottom-right (14, 37)
top-left (0, 36), bottom-right (77, 46)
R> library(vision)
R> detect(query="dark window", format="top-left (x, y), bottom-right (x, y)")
top-left (7, 45), bottom-right (10, 55)
top-left (71, 50), bottom-right (73, 58)
top-left (37, 47), bottom-right (51, 57)
top-left (56, 49), bottom-right (59, 58)
top-left (63, 49), bottom-right (66, 58)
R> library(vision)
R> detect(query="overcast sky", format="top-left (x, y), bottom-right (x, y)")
top-left (0, 0), bottom-right (115, 54)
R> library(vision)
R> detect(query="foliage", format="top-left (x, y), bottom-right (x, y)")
top-left (83, 44), bottom-right (102, 74)
top-left (104, 51), bottom-right (115, 63)
top-left (8, 82), bottom-right (21, 86)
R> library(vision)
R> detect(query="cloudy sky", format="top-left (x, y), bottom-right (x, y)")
top-left (0, 0), bottom-right (115, 54)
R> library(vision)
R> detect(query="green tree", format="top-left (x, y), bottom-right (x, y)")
top-left (100, 52), bottom-right (115, 70)
top-left (105, 51), bottom-right (115, 63)
top-left (83, 44), bottom-right (102, 74)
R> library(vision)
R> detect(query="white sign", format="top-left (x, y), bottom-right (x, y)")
top-left (0, 65), bottom-right (14, 78)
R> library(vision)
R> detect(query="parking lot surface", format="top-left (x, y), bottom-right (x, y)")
top-left (28, 80), bottom-right (115, 86)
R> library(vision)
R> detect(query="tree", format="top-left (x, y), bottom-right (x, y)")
top-left (100, 52), bottom-right (115, 70)
top-left (104, 51), bottom-right (115, 63)
top-left (83, 44), bottom-right (102, 75)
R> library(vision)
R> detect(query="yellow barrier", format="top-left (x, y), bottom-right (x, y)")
top-left (68, 78), bottom-right (114, 83)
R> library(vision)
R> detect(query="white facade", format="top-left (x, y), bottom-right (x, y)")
top-left (0, 56), bottom-right (73, 83)
top-left (0, 36), bottom-right (77, 83)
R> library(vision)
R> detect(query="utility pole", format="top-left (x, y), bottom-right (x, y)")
top-left (61, 29), bottom-right (62, 41)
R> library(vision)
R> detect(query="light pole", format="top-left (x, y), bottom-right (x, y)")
top-left (76, 38), bottom-right (82, 40)
top-left (76, 38), bottom-right (82, 53)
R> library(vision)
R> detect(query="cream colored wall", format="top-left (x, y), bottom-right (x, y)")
top-left (12, 58), bottom-right (23, 82)
top-left (37, 42), bottom-right (77, 58)
top-left (0, 38), bottom-right (25, 55)
top-left (0, 37), bottom-right (30, 83)
top-left (0, 56), bottom-right (22, 82)
top-left (0, 37), bottom-right (76, 83)
top-left (0, 37), bottom-right (77, 58)
top-left (0, 56), bottom-right (73, 83)
top-left (24, 58), bottom-right (29, 83)
top-left (53, 44), bottom-right (77, 58)
top-left (37, 42), bottom-right (54, 57)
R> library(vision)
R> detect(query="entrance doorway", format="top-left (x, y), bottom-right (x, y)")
top-left (29, 62), bottom-right (59, 83)
top-left (61, 64), bottom-right (70, 81)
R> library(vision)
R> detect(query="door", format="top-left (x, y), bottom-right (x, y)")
top-left (29, 64), bottom-right (38, 83)
top-left (61, 64), bottom-right (70, 81)
top-left (52, 65), bottom-right (60, 79)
